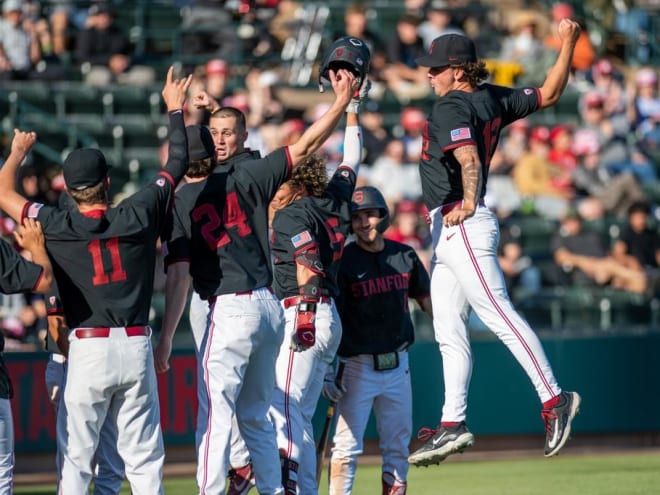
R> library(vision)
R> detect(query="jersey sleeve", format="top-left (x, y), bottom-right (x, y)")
top-left (272, 208), bottom-right (318, 259)
top-left (427, 99), bottom-right (477, 155)
top-left (45, 278), bottom-right (64, 315)
top-left (492, 85), bottom-right (541, 127)
top-left (325, 166), bottom-right (357, 206)
top-left (235, 147), bottom-right (292, 202)
top-left (162, 190), bottom-right (192, 268)
top-left (406, 247), bottom-right (430, 300)
top-left (0, 239), bottom-right (44, 294)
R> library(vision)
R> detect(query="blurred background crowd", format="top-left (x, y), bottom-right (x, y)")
top-left (0, 0), bottom-right (659, 350)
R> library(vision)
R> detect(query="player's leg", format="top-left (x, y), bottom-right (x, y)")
top-left (111, 332), bottom-right (164, 495)
top-left (44, 354), bottom-right (65, 487)
top-left (329, 356), bottom-right (378, 495)
top-left (189, 291), bottom-right (209, 355)
top-left (0, 397), bottom-right (13, 494)
top-left (59, 336), bottom-right (117, 493)
top-left (373, 353), bottom-right (412, 493)
top-left (226, 417), bottom-right (255, 495)
top-left (93, 413), bottom-right (125, 495)
top-left (296, 302), bottom-right (343, 495)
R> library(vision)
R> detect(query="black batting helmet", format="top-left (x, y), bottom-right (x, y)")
top-left (318, 36), bottom-right (371, 92)
top-left (351, 186), bottom-right (390, 233)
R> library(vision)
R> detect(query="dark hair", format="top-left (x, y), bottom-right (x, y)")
top-left (288, 154), bottom-right (327, 198)
top-left (67, 180), bottom-right (106, 205)
top-left (457, 61), bottom-right (489, 86)
top-left (211, 107), bottom-right (246, 133)
top-left (628, 200), bottom-right (651, 216)
top-left (186, 157), bottom-right (215, 179)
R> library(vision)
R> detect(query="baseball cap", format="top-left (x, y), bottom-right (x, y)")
top-left (2, 0), bottom-right (22, 13)
top-left (572, 128), bottom-right (600, 156)
top-left (415, 34), bottom-right (477, 68)
top-left (582, 91), bottom-right (605, 109)
top-left (206, 59), bottom-right (228, 77)
top-left (186, 125), bottom-right (214, 161)
top-left (636, 67), bottom-right (658, 86)
top-left (62, 148), bottom-right (109, 190)
top-left (551, 2), bottom-right (574, 22)
top-left (529, 126), bottom-right (550, 142)
top-left (88, 2), bottom-right (112, 16)
top-left (429, 0), bottom-right (450, 11)
top-left (400, 107), bottom-right (425, 132)
top-left (549, 125), bottom-right (569, 142)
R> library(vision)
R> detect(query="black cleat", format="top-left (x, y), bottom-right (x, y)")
top-left (408, 422), bottom-right (475, 467)
top-left (542, 391), bottom-right (581, 457)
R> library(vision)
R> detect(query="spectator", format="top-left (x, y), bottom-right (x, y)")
top-left (512, 125), bottom-right (572, 219)
top-left (368, 139), bottom-right (422, 203)
top-left (381, 13), bottom-right (429, 103)
top-left (399, 106), bottom-right (425, 163)
top-left (544, 2), bottom-right (595, 72)
top-left (627, 67), bottom-right (660, 158)
top-left (385, 199), bottom-right (428, 254)
top-left (74, 3), bottom-right (154, 87)
top-left (611, 201), bottom-right (660, 273)
top-left (549, 208), bottom-right (649, 294)
top-left (571, 128), bottom-right (647, 220)
top-left (548, 124), bottom-right (578, 178)
top-left (179, 0), bottom-right (237, 60)
top-left (589, 59), bottom-right (626, 117)
top-left (498, 226), bottom-right (542, 296)
top-left (358, 101), bottom-right (391, 166)
top-left (417, 0), bottom-right (464, 49)
top-left (499, 11), bottom-right (548, 85)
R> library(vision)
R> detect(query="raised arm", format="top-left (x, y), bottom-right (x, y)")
top-left (160, 66), bottom-right (193, 184)
top-left (538, 18), bottom-right (581, 109)
top-left (288, 69), bottom-right (357, 167)
top-left (0, 130), bottom-right (36, 222)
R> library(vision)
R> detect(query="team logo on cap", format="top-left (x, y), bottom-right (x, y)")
top-left (156, 178), bottom-right (166, 187)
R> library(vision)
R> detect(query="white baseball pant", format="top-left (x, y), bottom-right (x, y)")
top-left (329, 353), bottom-right (411, 494)
top-left (58, 327), bottom-right (164, 495)
top-left (197, 288), bottom-right (284, 495)
top-left (0, 398), bottom-right (12, 495)
top-left (429, 203), bottom-right (561, 422)
top-left (269, 299), bottom-right (342, 495)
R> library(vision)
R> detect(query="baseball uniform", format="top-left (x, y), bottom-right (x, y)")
top-left (0, 238), bottom-right (47, 494)
top-left (165, 148), bottom-right (291, 495)
top-left (330, 239), bottom-right (430, 494)
top-left (269, 151), bottom-right (359, 494)
top-left (23, 110), bottom-right (189, 494)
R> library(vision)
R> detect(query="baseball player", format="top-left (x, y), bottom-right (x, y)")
top-left (0, 219), bottom-right (53, 494)
top-left (154, 124), bottom-right (256, 493)
top-left (407, 22), bottom-right (582, 468)
top-left (267, 82), bottom-right (366, 495)
top-left (326, 186), bottom-right (431, 495)
top-left (0, 66), bottom-right (192, 493)
top-left (44, 275), bottom-right (125, 495)
top-left (158, 68), bottom-right (357, 494)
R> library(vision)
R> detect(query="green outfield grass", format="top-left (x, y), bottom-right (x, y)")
top-left (14, 451), bottom-right (660, 494)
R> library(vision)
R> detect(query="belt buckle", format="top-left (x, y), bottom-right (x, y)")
top-left (373, 352), bottom-right (399, 371)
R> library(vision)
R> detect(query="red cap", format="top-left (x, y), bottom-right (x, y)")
top-left (582, 91), bottom-right (605, 109)
top-left (397, 200), bottom-right (418, 215)
top-left (593, 59), bottom-right (614, 76)
top-left (509, 117), bottom-right (530, 132)
top-left (400, 107), bottom-right (426, 132)
top-left (552, 2), bottom-right (574, 22)
top-left (529, 126), bottom-right (550, 142)
top-left (206, 59), bottom-right (229, 77)
top-left (572, 129), bottom-right (600, 155)
top-left (549, 125), bottom-right (569, 143)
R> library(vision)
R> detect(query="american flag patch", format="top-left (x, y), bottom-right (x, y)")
top-left (450, 128), bottom-right (471, 141)
top-left (26, 202), bottom-right (43, 219)
top-left (291, 230), bottom-right (312, 248)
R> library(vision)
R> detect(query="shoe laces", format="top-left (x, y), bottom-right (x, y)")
top-left (541, 409), bottom-right (557, 434)
top-left (417, 426), bottom-right (438, 442)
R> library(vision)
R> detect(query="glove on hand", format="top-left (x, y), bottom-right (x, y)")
top-left (321, 365), bottom-right (347, 402)
top-left (291, 297), bottom-right (317, 352)
top-left (346, 78), bottom-right (371, 114)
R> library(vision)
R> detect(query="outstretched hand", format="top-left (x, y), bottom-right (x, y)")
top-left (161, 66), bottom-right (193, 113)
top-left (329, 68), bottom-right (359, 108)
top-left (557, 18), bottom-right (581, 44)
top-left (11, 129), bottom-right (37, 156)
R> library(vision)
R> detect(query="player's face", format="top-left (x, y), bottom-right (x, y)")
top-left (351, 208), bottom-right (382, 245)
top-left (427, 65), bottom-right (457, 97)
top-left (209, 115), bottom-right (247, 162)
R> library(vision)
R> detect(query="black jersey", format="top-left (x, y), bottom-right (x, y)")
top-left (0, 238), bottom-right (46, 399)
top-left (23, 112), bottom-right (188, 329)
top-left (336, 239), bottom-right (430, 357)
top-left (44, 278), bottom-right (64, 354)
top-left (271, 166), bottom-right (357, 300)
top-left (419, 83), bottom-right (540, 210)
top-left (166, 148), bottom-right (292, 299)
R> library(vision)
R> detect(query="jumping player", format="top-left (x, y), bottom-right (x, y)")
top-left (267, 80), bottom-right (367, 494)
top-left (327, 186), bottom-right (431, 495)
top-left (0, 66), bottom-right (192, 493)
top-left (159, 68), bottom-right (357, 494)
top-left (408, 21), bottom-right (582, 467)
top-left (0, 219), bottom-right (53, 494)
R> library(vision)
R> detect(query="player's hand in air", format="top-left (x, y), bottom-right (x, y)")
top-left (162, 65), bottom-right (193, 113)
top-left (11, 129), bottom-right (37, 156)
top-left (346, 77), bottom-right (371, 114)
top-left (321, 365), bottom-right (346, 402)
top-left (557, 18), bottom-right (581, 44)
top-left (13, 218), bottom-right (45, 253)
top-left (192, 90), bottom-right (220, 115)
top-left (154, 337), bottom-right (173, 373)
top-left (291, 297), bottom-right (317, 352)
top-left (329, 68), bottom-right (358, 110)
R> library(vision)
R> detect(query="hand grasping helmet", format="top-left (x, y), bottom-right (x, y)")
top-left (351, 186), bottom-right (390, 233)
top-left (318, 36), bottom-right (371, 93)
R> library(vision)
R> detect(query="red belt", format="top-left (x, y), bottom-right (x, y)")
top-left (74, 326), bottom-right (150, 339)
top-left (283, 295), bottom-right (331, 309)
top-left (440, 199), bottom-right (485, 216)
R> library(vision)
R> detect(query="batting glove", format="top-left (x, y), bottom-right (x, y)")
top-left (291, 296), bottom-right (317, 352)
top-left (346, 78), bottom-right (371, 114)
top-left (321, 365), bottom-right (347, 402)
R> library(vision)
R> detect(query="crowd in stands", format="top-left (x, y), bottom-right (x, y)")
top-left (1, 0), bottom-right (660, 349)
